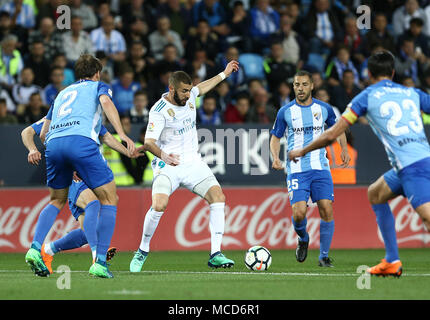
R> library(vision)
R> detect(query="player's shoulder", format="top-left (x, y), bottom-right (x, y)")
top-left (312, 98), bottom-right (334, 111)
top-left (150, 96), bottom-right (169, 114)
top-left (278, 100), bottom-right (296, 113)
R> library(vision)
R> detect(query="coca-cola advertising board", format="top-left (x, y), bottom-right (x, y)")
top-left (0, 187), bottom-right (429, 252)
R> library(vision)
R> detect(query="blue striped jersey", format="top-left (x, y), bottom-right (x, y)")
top-left (45, 80), bottom-right (112, 145)
top-left (271, 98), bottom-right (337, 175)
top-left (342, 79), bottom-right (430, 171)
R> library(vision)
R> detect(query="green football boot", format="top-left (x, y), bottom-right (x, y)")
top-left (208, 251), bottom-right (235, 269)
top-left (89, 261), bottom-right (114, 278)
top-left (25, 248), bottom-right (50, 277)
top-left (129, 250), bottom-right (148, 273)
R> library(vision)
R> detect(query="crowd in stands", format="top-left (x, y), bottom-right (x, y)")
top-left (2, 0), bottom-right (430, 127)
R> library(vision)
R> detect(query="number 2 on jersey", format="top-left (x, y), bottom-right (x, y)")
top-left (380, 99), bottom-right (423, 136)
top-left (57, 90), bottom-right (78, 118)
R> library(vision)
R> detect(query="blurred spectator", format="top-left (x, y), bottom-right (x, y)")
top-left (147, 68), bottom-right (171, 106)
top-left (0, 34), bottom-right (23, 90)
top-left (273, 13), bottom-right (306, 69)
top-left (0, 0), bottom-right (35, 29)
top-left (129, 90), bottom-right (149, 124)
top-left (329, 69), bottom-right (361, 113)
top-left (314, 87), bottom-right (332, 105)
top-left (37, 0), bottom-right (62, 25)
top-left (197, 92), bottom-right (222, 125)
top-left (214, 80), bottom-right (232, 112)
top-left (343, 15), bottom-right (365, 65)
top-left (215, 45), bottom-right (246, 93)
top-left (362, 13), bottom-right (396, 56)
top-left (96, 50), bottom-right (114, 84)
top-left (0, 10), bottom-right (27, 54)
top-left (62, 15), bottom-right (95, 63)
top-left (393, 0), bottom-right (427, 38)
top-left (123, 17), bottom-right (150, 48)
top-left (401, 75), bottom-right (416, 87)
top-left (248, 87), bottom-right (277, 123)
top-left (152, 43), bottom-right (183, 76)
top-left (0, 97), bottom-right (17, 124)
top-left (395, 36), bottom-right (428, 86)
top-left (398, 17), bottom-right (430, 58)
top-left (224, 92), bottom-right (251, 123)
top-left (149, 15), bottom-right (184, 61)
top-left (285, 1), bottom-right (301, 32)
top-left (70, 0), bottom-right (98, 30)
top-left (249, 0), bottom-right (280, 53)
top-left (28, 17), bottom-right (64, 62)
top-left (192, 0), bottom-right (229, 37)
top-left (185, 49), bottom-right (217, 81)
top-left (311, 71), bottom-right (328, 92)
top-left (24, 40), bottom-right (50, 87)
top-left (18, 92), bottom-right (48, 124)
top-left (185, 19), bottom-right (219, 62)
top-left (263, 41), bottom-right (296, 94)
top-left (127, 41), bottom-right (151, 86)
top-left (12, 67), bottom-right (42, 108)
top-left (157, 0), bottom-right (192, 39)
top-left (325, 45), bottom-right (360, 88)
top-left (272, 80), bottom-right (291, 110)
top-left (359, 44), bottom-right (385, 85)
top-left (419, 67), bottom-right (430, 94)
top-left (43, 67), bottom-right (65, 107)
top-left (247, 78), bottom-right (264, 97)
top-left (111, 64), bottom-right (141, 115)
top-left (120, 0), bottom-right (154, 31)
top-left (227, 1), bottom-right (252, 52)
top-left (306, 0), bottom-right (341, 57)
top-left (91, 14), bottom-right (127, 63)
top-left (52, 53), bottom-right (75, 86)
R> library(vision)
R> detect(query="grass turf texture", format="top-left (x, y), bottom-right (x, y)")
top-left (0, 248), bottom-right (429, 300)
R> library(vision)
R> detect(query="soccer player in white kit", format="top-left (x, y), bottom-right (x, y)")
top-left (130, 61), bottom-right (239, 271)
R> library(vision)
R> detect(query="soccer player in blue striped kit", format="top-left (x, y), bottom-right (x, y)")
top-left (289, 51), bottom-right (430, 277)
top-left (270, 71), bottom-right (350, 267)
top-left (24, 54), bottom-right (135, 278)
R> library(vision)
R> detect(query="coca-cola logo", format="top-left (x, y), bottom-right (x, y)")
top-left (175, 192), bottom-right (321, 249)
top-left (0, 196), bottom-right (79, 250)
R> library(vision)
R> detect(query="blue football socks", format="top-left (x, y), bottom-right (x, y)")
top-left (319, 220), bottom-right (335, 260)
top-left (292, 217), bottom-right (309, 242)
top-left (51, 228), bottom-right (87, 254)
top-left (372, 203), bottom-right (399, 263)
top-left (95, 205), bottom-right (117, 264)
top-left (31, 204), bottom-right (60, 251)
top-left (82, 200), bottom-right (101, 256)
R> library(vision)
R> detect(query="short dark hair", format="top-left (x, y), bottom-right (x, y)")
top-left (134, 89), bottom-right (147, 98)
top-left (294, 70), bottom-right (313, 82)
top-left (410, 17), bottom-right (424, 27)
top-left (367, 50), bottom-right (395, 78)
top-left (74, 54), bottom-right (103, 79)
top-left (169, 71), bottom-right (192, 88)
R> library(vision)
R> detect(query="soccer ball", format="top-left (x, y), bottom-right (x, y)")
top-left (244, 246), bottom-right (272, 271)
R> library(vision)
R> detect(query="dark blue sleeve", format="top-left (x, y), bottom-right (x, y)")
top-left (349, 89), bottom-right (368, 117)
top-left (31, 118), bottom-right (45, 136)
top-left (270, 108), bottom-right (287, 138)
top-left (414, 88), bottom-right (430, 114)
top-left (97, 82), bottom-right (112, 100)
top-left (46, 104), bottom-right (53, 120)
top-left (99, 124), bottom-right (108, 136)
top-left (325, 105), bottom-right (337, 128)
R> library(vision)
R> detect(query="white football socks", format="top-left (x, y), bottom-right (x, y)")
top-left (209, 202), bottom-right (225, 255)
top-left (139, 207), bottom-right (164, 252)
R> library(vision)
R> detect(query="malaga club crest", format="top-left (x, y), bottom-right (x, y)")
top-left (313, 112), bottom-right (321, 121)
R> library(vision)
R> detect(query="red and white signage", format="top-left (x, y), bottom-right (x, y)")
top-left (0, 187), bottom-right (428, 252)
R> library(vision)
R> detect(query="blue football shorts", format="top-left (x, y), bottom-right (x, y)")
top-left (46, 135), bottom-right (113, 190)
top-left (398, 157), bottom-right (430, 209)
top-left (67, 180), bottom-right (89, 221)
top-left (383, 169), bottom-right (405, 197)
top-left (286, 169), bottom-right (334, 205)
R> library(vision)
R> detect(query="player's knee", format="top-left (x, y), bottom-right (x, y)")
top-left (367, 184), bottom-right (380, 205)
top-left (208, 190), bottom-right (225, 204)
top-left (292, 206), bottom-right (307, 222)
top-left (319, 206), bottom-right (333, 221)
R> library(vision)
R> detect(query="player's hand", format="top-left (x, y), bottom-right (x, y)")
top-left (120, 134), bottom-right (136, 155)
top-left (224, 60), bottom-right (239, 77)
top-left (340, 148), bottom-right (351, 168)
top-left (73, 171), bottom-right (82, 182)
top-left (161, 151), bottom-right (180, 166)
top-left (288, 149), bottom-right (303, 163)
top-left (28, 149), bottom-right (41, 165)
top-left (272, 158), bottom-right (284, 170)
top-left (130, 145), bottom-right (146, 158)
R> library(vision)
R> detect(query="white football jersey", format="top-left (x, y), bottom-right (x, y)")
top-left (145, 86), bottom-right (200, 163)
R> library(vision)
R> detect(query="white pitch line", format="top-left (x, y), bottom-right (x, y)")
top-left (1, 269), bottom-right (430, 277)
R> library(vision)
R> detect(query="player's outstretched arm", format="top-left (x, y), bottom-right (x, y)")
top-left (270, 135), bottom-right (284, 170)
top-left (21, 125), bottom-right (41, 165)
top-left (101, 131), bottom-right (134, 158)
top-left (288, 118), bottom-right (350, 162)
top-left (144, 138), bottom-right (180, 166)
top-left (99, 94), bottom-right (136, 154)
top-left (196, 60), bottom-right (239, 96)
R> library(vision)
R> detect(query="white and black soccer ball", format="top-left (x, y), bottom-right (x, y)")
top-left (244, 246), bottom-right (272, 271)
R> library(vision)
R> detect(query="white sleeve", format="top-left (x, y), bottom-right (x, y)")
top-left (145, 110), bottom-right (166, 141)
top-left (191, 86), bottom-right (199, 99)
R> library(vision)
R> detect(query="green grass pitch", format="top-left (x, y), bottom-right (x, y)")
top-left (0, 248), bottom-right (429, 300)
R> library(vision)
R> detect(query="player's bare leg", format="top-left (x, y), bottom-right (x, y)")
top-left (316, 199), bottom-right (334, 267)
top-left (367, 175), bottom-right (403, 277)
top-left (292, 201), bottom-right (309, 263)
top-left (204, 185), bottom-right (234, 268)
